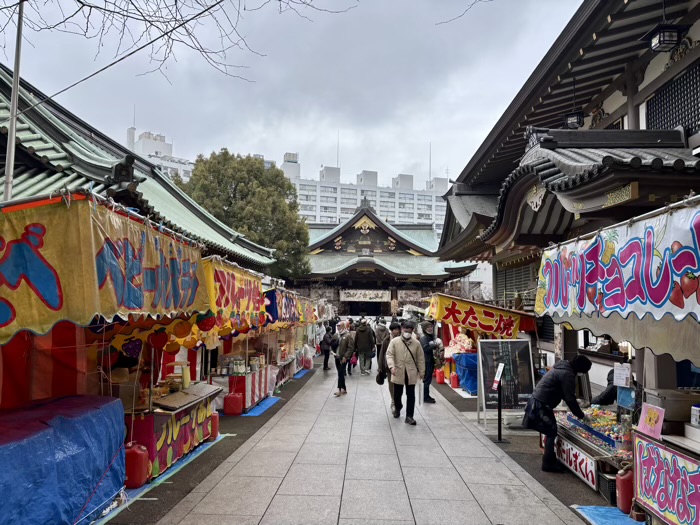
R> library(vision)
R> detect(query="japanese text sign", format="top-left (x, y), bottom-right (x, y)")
top-left (540, 434), bottom-right (597, 489)
top-left (0, 198), bottom-right (207, 344)
top-left (635, 432), bottom-right (700, 525)
top-left (429, 294), bottom-right (522, 338)
top-left (202, 258), bottom-right (264, 325)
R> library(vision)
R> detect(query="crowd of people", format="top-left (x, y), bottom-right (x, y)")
top-left (316, 316), bottom-right (443, 426)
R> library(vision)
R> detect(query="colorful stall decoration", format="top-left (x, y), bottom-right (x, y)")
top-left (202, 257), bottom-right (266, 334)
top-left (264, 289), bottom-right (302, 329)
top-left (535, 201), bottom-right (700, 363)
top-left (634, 432), bottom-right (700, 525)
top-left (0, 196), bottom-right (208, 345)
top-left (429, 293), bottom-right (535, 338)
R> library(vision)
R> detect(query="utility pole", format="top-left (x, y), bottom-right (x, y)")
top-left (4, 0), bottom-right (26, 202)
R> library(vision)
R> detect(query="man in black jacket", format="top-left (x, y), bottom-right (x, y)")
top-left (320, 328), bottom-right (333, 371)
top-left (523, 355), bottom-right (592, 472)
top-left (355, 319), bottom-right (376, 376)
top-left (419, 321), bottom-right (438, 403)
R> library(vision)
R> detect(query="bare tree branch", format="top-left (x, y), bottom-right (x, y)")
top-left (436, 0), bottom-right (494, 25)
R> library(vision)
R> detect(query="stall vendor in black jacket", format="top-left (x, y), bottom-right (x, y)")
top-left (523, 355), bottom-right (592, 472)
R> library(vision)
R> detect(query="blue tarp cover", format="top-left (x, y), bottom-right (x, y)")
top-left (0, 396), bottom-right (125, 525)
top-left (573, 506), bottom-right (638, 525)
top-left (453, 353), bottom-right (478, 395)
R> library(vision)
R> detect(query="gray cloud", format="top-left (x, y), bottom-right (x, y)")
top-left (5, 0), bottom-right (583, 188)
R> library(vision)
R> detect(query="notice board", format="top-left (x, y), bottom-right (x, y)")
top-left (478, 339), bottom-right (534, 411)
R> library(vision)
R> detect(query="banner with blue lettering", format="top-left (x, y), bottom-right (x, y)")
top-left (0, 197), bottom-right (208, 344)
top-left (535, 201), bottom-right (700, 363)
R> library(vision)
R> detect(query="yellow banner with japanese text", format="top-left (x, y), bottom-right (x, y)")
top-left (0, 197), bottom-right (208, 344)
top-left (429, 294), bottom-right (521, 338)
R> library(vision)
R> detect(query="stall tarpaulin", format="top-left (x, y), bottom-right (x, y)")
top-left (0, 197), bottom-right (208, 345)
top-left (428, 293), bottom-right (536, 338)
top-left (264, 289), bottom-right (301, 329)
top-left (535, 200), bottom-right (700, 364)
top-left (202, 257), bottom-right (266, 328)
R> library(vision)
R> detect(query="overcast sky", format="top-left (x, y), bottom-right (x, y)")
top-left (4, 0), bottom-right (582, 189)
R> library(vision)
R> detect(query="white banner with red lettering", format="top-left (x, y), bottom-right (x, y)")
top-left (535, 202), bottom-right (700, 364)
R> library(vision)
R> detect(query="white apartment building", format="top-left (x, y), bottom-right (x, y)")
top-left (126, 127), bottom-right (195, 182)
top-left (280, 153), bottom-right (449, 237)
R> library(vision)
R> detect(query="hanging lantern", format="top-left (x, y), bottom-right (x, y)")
top-left (640, 2), bottom-right (689, 53)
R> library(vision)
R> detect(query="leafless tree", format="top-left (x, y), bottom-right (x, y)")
top-left (436, 0), bottom-right (493, 25)
top-left (0, 0), bottom-right (358, 79)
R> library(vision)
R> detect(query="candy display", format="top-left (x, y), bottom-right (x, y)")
top-left (555, 409), bottom-right (633, 462)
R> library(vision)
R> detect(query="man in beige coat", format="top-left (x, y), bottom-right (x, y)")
top-left (386, 321), bottom-right (425, 425)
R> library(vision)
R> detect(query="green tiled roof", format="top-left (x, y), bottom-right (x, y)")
top-left (0, 66), bottom-right (273, 268)
top-left (309, 253), bottom-right (475, 278)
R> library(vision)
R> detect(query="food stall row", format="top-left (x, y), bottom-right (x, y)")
top-left (0, 194), bottom-right (318, 524)
top-left (536, 196), bottom-right (700, 523)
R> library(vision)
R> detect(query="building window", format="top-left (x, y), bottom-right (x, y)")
top-left (399, 202), bottom-right (414, 210)
top-left (380, 200), bottom-right (395, 209)
top-left (341, 188), bottom-right (357, 195)
top-left (300, 204), bottom-right (316, 211)
top-left (361, 190), bottom-right (376, 198)
top-left (417, 194), bottom-right (432, 202)
top-left (399, 212), bottom-right (414, 220)
top-left (300, 214), bottom-right (315, 221)
top-left (341, 197), bottom-right (357, 205)
top-left (417, 213), bottom-right (432, 220)
top-left (321, 186), bottom-right (337, 194)
top-left (298, 194), bottom-right (315, 202)
top-left (320, 216), bottom-right (336, 223)
top-left (341, 207), bottom-right (355, 215)
top-left (435, 204), bottom-right (446, 213)
top-left (369, 200), bottom-right (377, 208)
top-left (417, 204), bottom-right (432, 211)
top-left (299, 184), bottom-right (317, 192)
top-left (647, 61), bottom-right (700, 136)
top-left (399, 193), bottom-right (414, 201)
top-left (320, 196), bottom-right (337, 203)
top-left (320, 206), bottom-right (337, 213)
top-left (380, 191), bottom-right (395, 199)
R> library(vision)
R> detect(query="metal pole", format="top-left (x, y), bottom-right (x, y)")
top-left (4, 0), bottom-right (25, 202)
top-left (497, 382), bottom-right (502, 442)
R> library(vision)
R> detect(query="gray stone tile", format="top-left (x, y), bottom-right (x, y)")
top-left (352, 423), bottom-right (392, 436)
top-left (427, 423), bottom-right (473, 439)
top-left (260, 495), bottom-right (340, 525)
top-left (155, 492), bottom-right (206, 524)
top-left (341, 480), bottom-right (413, 521)
top-left (402, 466), bottom-right (475, 501)
top-left (346, 453), bottom-right (402, 480)
top-left (396, 445), bottom-right (452, 468)
top-left (411, 499), bottom-right (489, 525)
top-left (271, 420), bottom-right (315, 435)
top-left (339, 521), bottom-right (414, 525)
top-left (192, 476), bottom-right (282, 515)
top-left (295, 442), bottom-right (348, 465)
top-left (349, 434), bottom-right (396, 455)
top-left (391, 431), bottom-right (439, 447)
top-left (451, 456), bottom-right (523, 486)
top-left (178, 516), bottom-right (261, 525)
top-left (437, 438), bottom-right (494, 458)
top-left (306, 426), bottom-right (351, 444)
top-left (228, 450), bottom-right (296, 478)
top-left (470, 484), bottom-right (540, 507)
top-left (484, 504), bottom-right (566, 525)
top-left (278, 463), bottom-right (345, 496)
top-left (252, 432), bottom-right (307, 453)
top-left (191, 462), bottom-right (236, 492)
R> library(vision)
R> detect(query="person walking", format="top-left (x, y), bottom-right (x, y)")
top-left (375, 319), bottom-right (390, 361)
top-left (523, 355), bottom-right (592, 471)
top-left (355, 318), bottom-right (376, 376)
top-left (320, 325), bottom-right (333, 370)
top-left (346, 320), bottom-right (357, 376)
top-left (419, 321), bottom-right (440, 404)
top-left (386, 321), bottom-right (425, 425)
top-left (378, 321), bottom-right (401, 414)
top-left (333, 321), bottom-right (354, 397)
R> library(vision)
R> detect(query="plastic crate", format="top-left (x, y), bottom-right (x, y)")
top-left (598, 472), bottom-right (617, 506)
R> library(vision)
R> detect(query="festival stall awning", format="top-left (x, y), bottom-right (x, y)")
top-left (263, 289), bottom-right (315, 330)
top-left (428, 293), bottom-right (536, 338)
top-left (0, 196), bottom-right (209, 345)
top-left (535, 198), bottom-right (700, 364)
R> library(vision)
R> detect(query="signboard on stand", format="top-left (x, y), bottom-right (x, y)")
top-left (478, 339), bottom-right (534, 411)
top-left (635, 432), bottom-right (700, 525)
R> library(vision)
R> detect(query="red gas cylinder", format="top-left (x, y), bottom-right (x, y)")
top-left (207, 411), bottom-right (220, 442)
top-left (436, 369), bottom-right (445, 384)
top-left (450, 372), bottom-right (460, 388)
top-left (125, 442), bottom-right (149, 489)
top-left (224, 393), bottom-right (243, 416)
top-left (616, 466), bottom-right (634, 515)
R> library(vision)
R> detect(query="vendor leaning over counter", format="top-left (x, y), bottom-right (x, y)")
top-left (523, 355), bottom-right (592, 472)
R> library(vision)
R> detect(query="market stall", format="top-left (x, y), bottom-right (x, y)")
top-left (428, 293), bottom-right (538, 401)
top-left (536, 196), bottom-right (700, 521)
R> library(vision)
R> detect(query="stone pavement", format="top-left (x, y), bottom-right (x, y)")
top-left (156, 366), bottom-right (584, 525)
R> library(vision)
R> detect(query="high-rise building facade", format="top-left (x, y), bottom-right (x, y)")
top-left (126, 128), bottom-right (195, 182)
top-left (281, 152), bottom-right (448, 237)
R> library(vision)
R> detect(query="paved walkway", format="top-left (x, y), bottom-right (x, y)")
top-left (156, 367), bottom-right (584, 525)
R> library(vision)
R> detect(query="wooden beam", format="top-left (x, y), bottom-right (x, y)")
top-left (556, 68), bottom-right (625, 87)
top-left (580, 39), bottom-right (648, 58)
top-left (593, 19), bottom-right (657, 41)
top-left (515, 234), bottom-right (566, 247)
top-left (608, 0), bottom-right (686, 24)
top-left (536, 94), bottom-right (597, 113)
top-left (569, 48), bottom-right (642, 71)
top-left (540, 85), bottom-right (602, 105)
